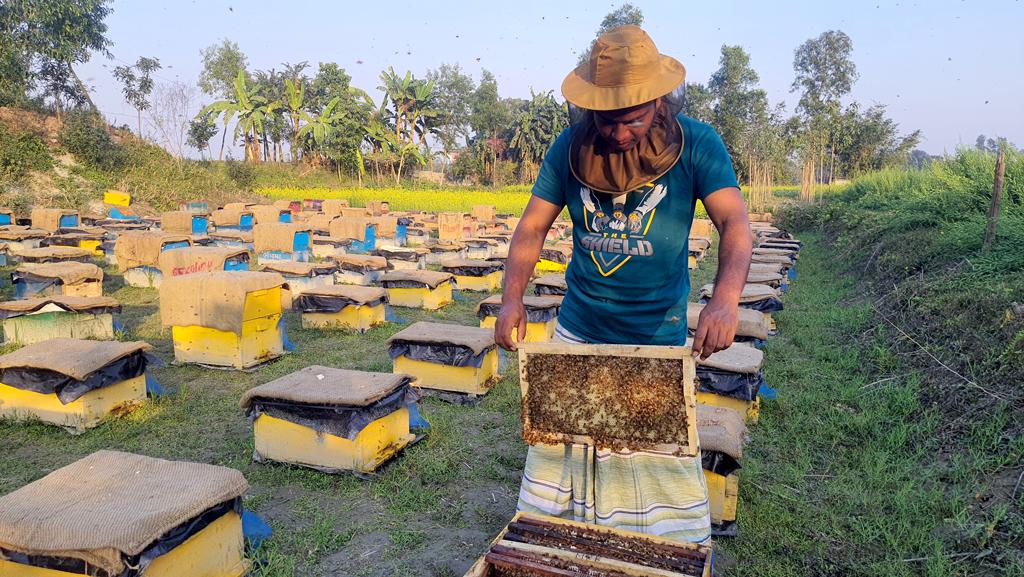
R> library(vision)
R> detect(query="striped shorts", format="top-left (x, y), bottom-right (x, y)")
top-left (517, 323), bottom-right (712, 544)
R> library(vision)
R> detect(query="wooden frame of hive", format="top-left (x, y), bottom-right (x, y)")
top-left (463, 512), bottom-right (713, 577)
top-left (241, 367), bottom-right (417, 474)
top-left (704, 467), bottom-right (739, 533)
top-left (0, 450), bottom-right (249, 577)
top-left (517, 342), bottom-right (699, 457)
top-left (388, 322), bottom-right (499, 397)
top-left (0, 339), bottom-right (151, 432)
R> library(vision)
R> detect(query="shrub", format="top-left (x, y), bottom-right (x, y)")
top-left (59, 110), bottom-right (127, 171)
top-left (0, 125), bottom-right (52, 180)
top-left (225, 159), bottom-right (256, 190)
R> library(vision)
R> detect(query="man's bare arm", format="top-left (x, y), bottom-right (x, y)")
top-left (692, 187), bottom-right (752, 359)
top-left (495, 196), bottom-right (563, 351)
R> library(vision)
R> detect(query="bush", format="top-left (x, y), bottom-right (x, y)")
top-left (0, 125), bottom-right (52, 180)
top-left (59, 110), bottom-right (127, 171)
top-left (225, 159), bottom-right (257, 191)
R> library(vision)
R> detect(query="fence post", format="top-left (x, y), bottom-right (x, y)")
top-left (983, 148), bottom-right (1006, 250)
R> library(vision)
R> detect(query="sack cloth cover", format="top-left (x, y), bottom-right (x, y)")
top-left (0, 226), bottom-right (48, 241)
top-left (371, 216), bottom-right (398, 238)
top-left (208, 229), bottom-right (253, 242)
top-left (14, 262), bottom-right (103, 285)
top-left (388, 321), bottom-right (496, 367)
top-left (693, 342), bottom-right (766, 402)
top-left (380, 270), bottom-right (453, 289)
top-left (696, 403), bottom-right (746, 460)
top-left (334, 254), bottom-right (388, 273)
top-left (210, 208), bottom-right (250, 227)
top-left (114, 232), bottom-right (192, 272)
top-left (306, 214), bottom-right (338, 233)
top-left (253, 223), bottom-right (311, 254)
top-left (240, 365), bottom-right (419, 439)
top-left (0, 450), bottom-right (247, 576)
top-left (329, 217), bottom-right (368, 242)
top-left (251, 205), bottom-right (285, 224)
top-left (31, 208), bottom-right (77, 232)
top-left (157, 246), bottom-right (248, 277)
top-left (0, 295), bottom-right (121, 319)
top-left (159, 211), bottom-right (205, 234)
top-left (477, 294), bottom-right (561, 323)
top-left (533, 273), bottom-right (568, 291)
top-left (295, 285), bottom-right (387, 312)
top-left (687, 302), bottom-right (769, 341)
top-left (14, 246), bottom-right (93, 262)
top-left (159, 271), bottom-right (288, 334)
top-left (0, 338), bottom-right (151, 404)
top-left (259, 261), bottom-right (337, 277)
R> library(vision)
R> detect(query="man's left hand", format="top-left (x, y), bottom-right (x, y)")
top-left (692, 298), bottom-right (738, 360)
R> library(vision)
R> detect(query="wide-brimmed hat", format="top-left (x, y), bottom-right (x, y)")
top-left (562, 25), bottom-right (686, 111)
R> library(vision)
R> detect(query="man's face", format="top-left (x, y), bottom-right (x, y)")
top-left (593, 100), bottom-right (658, 152)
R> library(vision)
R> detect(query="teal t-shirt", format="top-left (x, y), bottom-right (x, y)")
top-left (531, 114), bottom-right (739, 345)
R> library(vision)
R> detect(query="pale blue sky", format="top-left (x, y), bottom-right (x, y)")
top-left (78, 0), bottom-right (1024, 155)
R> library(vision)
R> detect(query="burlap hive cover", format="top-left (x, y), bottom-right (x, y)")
top-left (691, 218), bottom-right (714, 239)
top-left (300, 284), bottom-right (386, 305)
top-left (0, 295), bottom-right (120, 318)
top-left (753, 247), bottom-right (796, 256)
top-left (339, 207), bottom-right (369, 219)
top-left (476, 294), bottom-right (562, 315)
top-left (0, 226), bottom-right (48, 241)
top-left (253, 222), bottom-right (311, 254)
top-left (272, 199), bottom-right (293, 210)
top-left (328, 217), bottom-right (368, 242)
top-left (696, 404), bottom-right (746, 460)
top-left (334, 254), bottom-right (388, 271)
top-left (748, 262), bottom-right (785, 275)
top-left (251, 205), bottom-right (286, 225)
top-left (210, 208), bottom-right (251, 227)
top-left (0, 338), bottom-right (150, 380)
top-left (387, 321), bottom-right (495, 355)
top-left (259, 261), bottom-right (337, 277)
top-left (688, 237), bottom-right (711, 252)
top-left (426, 239), bottom-right (466, 252)
top-left (440, 259), bottom-right (503, 273)
top-left (240, 365), bottom-right (411, 409)
top-left (159, 271), bottom-right (288, 334)
top-left (371, 216), bottom-right (398, 238)
top-left (471, 205), bottom-right (496, 222)
top-left (699, 282), bottom-right (778, 303)
top-left (376, 247), bottom-right (429, 259)
top-left (695, 342), bottom-right (764, 374)
top-left (0, 450), bottom-right (247, 576)
top-left (321, 199), bottom-right (350, 215)
top-left (157, 246), bottom-right (248, 277)
top-left (114, 231), bottom-right (192, 272)
top-left (687, 303), bottom-right (769, 341)
top-left (31, 208), bottom-right (77, 232)
top-left (307, 214), bottom-right (339, 233)
top-left (380, 270), bottom-right (454, 289)
top-left (159, 211), bottom-right (202, 234)
top-left (533, 274), bottom-right (568, 291)
top-left (210, 229), bottom-right (253, 242)
top-left (16, 262), bottom-right (103, 285)
top-left (223, 202), bottom-right (254, 212)
top-left (751, 252), bottom-right (793, 265)
top-left (746, 271), bottom-right (784, 285)
top-left (14, 246), bottom-right (93, 261)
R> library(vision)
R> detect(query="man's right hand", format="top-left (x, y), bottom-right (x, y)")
top-left (495, 300), bottom-right (527, 351)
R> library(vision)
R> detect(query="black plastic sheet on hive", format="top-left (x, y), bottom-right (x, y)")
top-left (381, 278), bottom-right (454, 289)
top-left (696, 367), bottom-right (766, 401)
top-left (246, 383), bottom-right (420, 440)
top-left (477, 301), bottom-right (558, 323)
top-left (443, 263), bottom-right (503, 276)
top-left (295, 293), bottom-right (386, 313)
top-left (702, 296), bottom-right (785, 314)
top-left (0, 350), bottom-right (154, 404)
top-left (388, 341), bottom-right (491, 368)
top-left (702, 450), bottom-right (742, 477)
top-left (534, 285), bottom-right (566, 296)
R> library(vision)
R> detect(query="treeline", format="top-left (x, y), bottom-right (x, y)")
top-left (4, 2), bottom-right (927, 203)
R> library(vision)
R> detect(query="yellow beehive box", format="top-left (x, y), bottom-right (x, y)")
top-left (388, 322), bottom-right (499, 397)
top-left (464, 512), bottom-right (713, 577)
top-left (0, 338), bottom-right (152, 432)
top-left (518, 342), bottom-right (699, 456)
top-left (241, 366), bottom-right (419, 473)
top-left (103, 190), bottom-right (131, 207)
top-left (696, 404), bottom-right (746, 535)
top-left (380, 270), bottom-right (454, 310)
top-left (477, 294), bottom-right (561, 343)
top-left (12, 262), bottom-right (104, 299)
top-left (296, 285), bottom-right (388, 332)
top-left (534, 245), bottom-right (571, 276)
top-left (41, 229), bottom-right (106, 257)
top-left (440, 259), bottom-right (504, 292)
top-left (0, 450), bottom-right (249, 577)
top-left (693, 342), bottom-right (766, 424)
top-left (332, 254), bottom-right (389, 286)
top-left (160, 271), bottom-right (290, 369)
top-left (0, 296), bottom-right (120, 345)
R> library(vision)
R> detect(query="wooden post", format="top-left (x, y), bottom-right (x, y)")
top-left (983, 148), bottom-right (1006, 250)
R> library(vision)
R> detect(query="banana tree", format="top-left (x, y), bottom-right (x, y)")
top-left (297, 95), bottom-right (346, 165)
top-left (284, 77), bottom-right (305, 163)
top-left (232, 71), bottom-right (280, 163)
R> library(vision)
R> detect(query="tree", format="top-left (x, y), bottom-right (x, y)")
top-left (187, 111), bottom-right (219, 159)
top-left (147, 81), bottom-right (196, 160)
top-left (579, 4), bottom-right (644, 64)
top-left (112, 56), bottom-right (161, 137)
top-left (198, 70), bottom-right (278, 163)
top-left (426, 63), bottom-right (476, 160)
top-left (304, 63), bottom-right (373, 176)
top-left (469, 70), bottom-right (511, 184)
top-left (706, 45), bottom-right (768, 180)
top-left (0, 0), bottom-right (112, 114)
top-left (198, 39), bottom-right (248, 98)
top-left (510, 90), bottom-right (568, 181)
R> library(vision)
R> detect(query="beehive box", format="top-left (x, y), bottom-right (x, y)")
top-left (116, 232), bottom-right (193, 288)
top-left (12, 246), bottom-right (94, 264)
top-left (438, 212), bottom-right (465, 241)
top-left (333, 254), bottom-right (388, 286)
top-left (380, 270), bottom-right (454, 310)
top-left (161, 210), bottom-right (210, 236)
top-left (296, 285), bottom-right (388, 332)
top-left (210, 208), bottom-right (254, 231)
top-left (251, 204), bottom-right (291, 224)
top-left (157, 246), bottom-right (250, 278)
top-left (441, 259), bottom-right (504, 292)
top-left (253, 222), bottom-right (312, 264)
top-left (12, 263), bottom-right (104, 299)
top-left (388, 322), bottom-right (499, 397)
top-left (0, 338), bottom-right (152, 431)
top-left (694, 343), bottom-right (766, 423)
top-left (241, 366), bottom-right (418, 474)
top-left (464, 512), bottom-right (713, 577)
top-left (160, 271), bottom-right (290, 369)
top-left (259, 261), bottom-right (337, 295)
top-left (534, 245), bottom-right (570, 276)
top-left (425, 241), bottom-right (467, 265)
top-left (0, 296), bottom-right (120, 345)
top-left (532, 273), bottom-right (567, 297)
top-left (0, 450), bottom-right (249, 577)
top-left (517, 342), bottom-right (698, 456)
top-left (696, 404), bottom-right (746, 535)
top-left (477, 294), bottom-right (561, 343)
top-left (40, 229), bottom-right (107, 256)
top-left (31, 208), bottom-right (79, 232)
top-left (328, 217), bottom-right (375, 254)
top-left (374, 246), bottom-right (428, 271)
top-left (0, 226), bottom-right (47, 252)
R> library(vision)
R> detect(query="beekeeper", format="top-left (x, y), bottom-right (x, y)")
top-left (496, 25), bottom-right (752, 543)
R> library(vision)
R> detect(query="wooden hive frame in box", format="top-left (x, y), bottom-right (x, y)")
top-left (464, 512), bottom-right (713, 577)
top-left (517, 343), bottom-right (699, 457)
